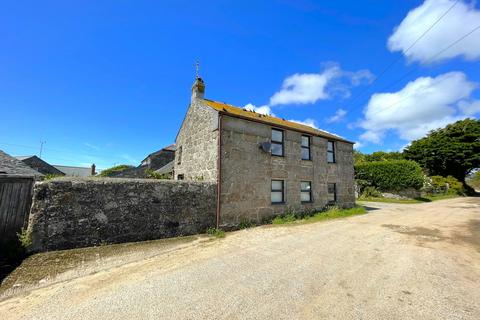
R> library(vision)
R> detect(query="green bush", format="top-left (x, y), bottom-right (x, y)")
top-left (99, 165), bottom-right (134, 177)
top-left (361, 186), bottom-right (381, 198)
top-left (426, 175), bottom-right (465, 195)
top-left (355, 160), bottom-right (424, 192)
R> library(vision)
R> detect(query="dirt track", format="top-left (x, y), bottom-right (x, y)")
top-left (1, 197), bottom-right (479, 319)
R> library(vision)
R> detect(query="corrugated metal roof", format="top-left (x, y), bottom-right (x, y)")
top-left (202, 99), bottom-right (353, 143)
top-left (0, 150), bottom-right (43, 177)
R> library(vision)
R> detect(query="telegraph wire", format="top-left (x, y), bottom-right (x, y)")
top-left (344, 0), bottom-right (460, 110)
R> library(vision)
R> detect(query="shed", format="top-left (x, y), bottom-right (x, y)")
top-left (0, 150), bottom-right (42, 244)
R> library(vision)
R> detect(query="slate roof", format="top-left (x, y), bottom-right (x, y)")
top-left (155, 160), bottom-right (174, 175)
top-left (203, 99), bottom-right (353, 144)
top-left (53, 165), bottom-right (93, 177)
top-left (15, 155), bottom-right (65, 176)
top-left (0, 150), bottom-right (43, 177)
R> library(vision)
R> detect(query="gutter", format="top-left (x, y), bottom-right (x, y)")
top-left (216, 114), bottom-right (223, 229)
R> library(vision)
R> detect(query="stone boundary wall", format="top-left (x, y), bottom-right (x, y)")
top-left (28, 178), bottom-right (216, 252)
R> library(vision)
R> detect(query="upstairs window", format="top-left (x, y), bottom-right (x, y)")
top-left (327, 183), bottom-right (336, 204)
top-left (327, 141), bottom-right (335, 163)
top-left (301, 135), bottom-right (311, 160)
top-left (271, 180), bottom-right (285, 204)
top-left (301, 181), bottom-right (312, 203)
top-left (271, 129), bottom-right (284, 157)
top-left (177, 174), bottom-right (184, 180)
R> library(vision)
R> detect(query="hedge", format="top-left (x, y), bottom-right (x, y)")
top-left (355, 160), bottom-right (424, 191)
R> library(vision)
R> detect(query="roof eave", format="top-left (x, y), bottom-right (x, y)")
top-left (217, 110), bottom-right (355, 144)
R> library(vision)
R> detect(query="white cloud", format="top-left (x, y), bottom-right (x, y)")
top-left (83, 142), bottom-right (100, 150)
top-left (458, 100), bottom-right (480, 115)
top-left (353, 141), bottom-right (364, 150)
top-left (244, 103), bottom-right (274, 116)
top-left (326, 108), bottom-right (347, 123)
top-left (388, 0), bottom-right (480, 63)
top-left (288, 118), bottom-right (318, 129)
top-left (359, 71), bottom-right (478, 144)
top-left (269, 63), bottom-right (373, 106)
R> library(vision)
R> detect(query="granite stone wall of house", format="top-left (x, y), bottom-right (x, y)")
top-left (219, 115), bottom-right (355, 228)
top-left (27, 177), bottom-right (216, 252)
top-left (173, 100), bottom-right (219, 182)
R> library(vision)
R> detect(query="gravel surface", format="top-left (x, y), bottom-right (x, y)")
top-left (1, 197), bottom-right (479, 320)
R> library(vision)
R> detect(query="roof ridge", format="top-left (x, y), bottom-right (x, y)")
top-left (201, 99), bottom-right (352, 143)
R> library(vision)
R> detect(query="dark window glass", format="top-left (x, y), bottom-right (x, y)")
top-left (271, 180), bottom-right (284, 203)
top-left (177, 174), bottom-right (184, 180)
top-left (271, 129), bottom-right (284, 157)
top-left (301, 181), bottom-right (312, 203)
top-left (327, 141), bottom-right (335, 163)
top-left (301, 135), bottom-right (311, 160)
top-left (327, 183), bottom-right (336, 203)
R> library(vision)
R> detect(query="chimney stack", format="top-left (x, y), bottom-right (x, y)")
top-left (191, 77), bottom-right (205, 102)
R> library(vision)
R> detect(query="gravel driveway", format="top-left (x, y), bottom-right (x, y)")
top-left (1, 197), bottom-right (479, 320)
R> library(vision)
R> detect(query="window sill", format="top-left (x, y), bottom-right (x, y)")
top-left (271, 154), bottom-right (284, 158)
top-left (301, 201), bottom-right (313, 204)
top-left (271, 202), bottom-right (286, 205)
top-left (301, 158), bottom-right (312, 161)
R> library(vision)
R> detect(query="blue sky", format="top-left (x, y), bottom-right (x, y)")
top-left (1, 0), bottom-right (479, 169)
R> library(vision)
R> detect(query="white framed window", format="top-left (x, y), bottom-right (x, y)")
top-left (271, 129), bottom-right (284, 157)
top-left (328, 183), bottom-right (336, 203)
top-left (327, 141), bottom-right (335, 163)
top-left (301, 181), bottom-right (312, 203)
top-left (271, 180), bottom-right (285, 204)
top-left (301, 135), bottom-right (311, 160)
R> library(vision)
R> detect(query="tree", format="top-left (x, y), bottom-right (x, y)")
top-left (353, 150), bottom-right (366, 165)
top-left (354, 150), bottom-right (404, 165)
top-left (364, 151), bottom-right (404, 162)
top-left (403, 118), bottom-right (480, 190)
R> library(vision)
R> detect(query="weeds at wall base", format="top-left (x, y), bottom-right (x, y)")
top-left (272, 206), bottom-right (367, 225)
top-left (206, 227), bottom-right (225, 238)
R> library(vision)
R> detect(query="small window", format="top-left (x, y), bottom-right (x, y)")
top-left (327, 141), bottom-right (335, 163)
top-left (177, 174), bottom-right (184, 180)
top-left (301, 135), bottom-right (311, 160)
top-left (177, 146), bottom-right (183, 165)
top-left (271, 180), bottom-right (285, 204)
top-left (271, 129), bottom-right (284, 157)
top-left (301, 181), bottom-right (312, 203)
top-left (327, 183), bottom-right (336, 203)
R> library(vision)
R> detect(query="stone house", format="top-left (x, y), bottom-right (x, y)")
top-left (15, 155), bottom-right (65, 176)
top-left (174, 78), bottom-right (355, 228)
top-left (108, 144), bottom-right (175, 178)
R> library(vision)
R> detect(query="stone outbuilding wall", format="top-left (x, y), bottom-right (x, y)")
top-left (174, 100), bottom-right (219, 182)
top-left (28, 178), bottom-right (216, 252)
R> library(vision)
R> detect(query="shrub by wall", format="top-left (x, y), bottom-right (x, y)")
top-left (355, 160), bottom-right (424, 192)
top-left (425, 175), bottom-right (465, 195)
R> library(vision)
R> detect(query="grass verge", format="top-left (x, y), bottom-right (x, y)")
top-left (272, 206), bottom-right (367, 225)
top-left (358, 194), bottom-right (460, 204)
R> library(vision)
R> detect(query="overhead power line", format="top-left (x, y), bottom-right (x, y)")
top-left (365, 24), bottom-right (480, 118)
top-left (345, 0), bottom-right (460, 110)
